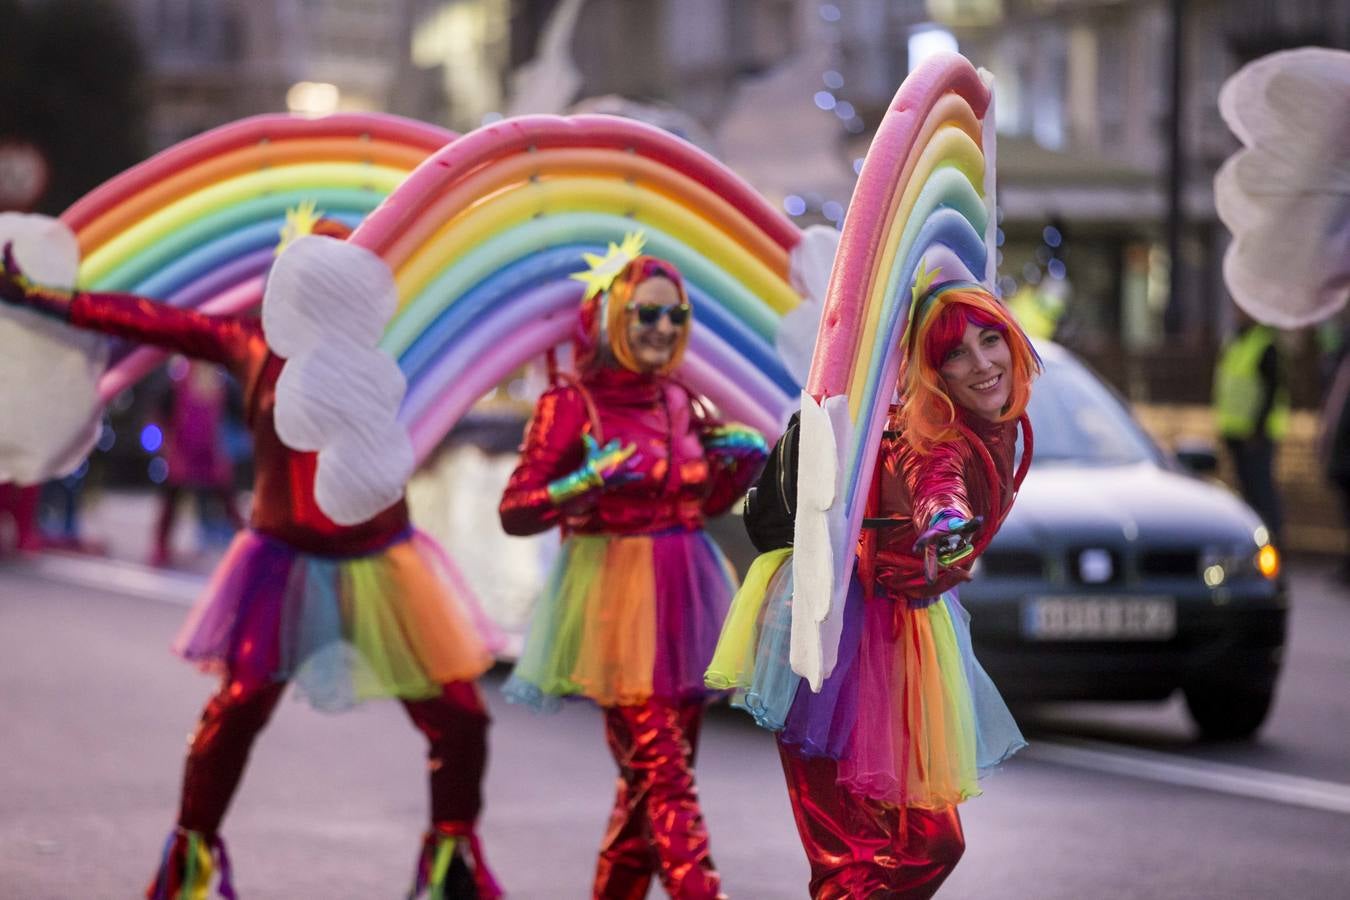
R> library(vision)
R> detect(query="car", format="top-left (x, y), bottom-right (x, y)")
top-left (961, 341), bottom-right (1287, 740)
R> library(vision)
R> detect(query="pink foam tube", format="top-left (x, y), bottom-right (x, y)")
top-left (403, 296), bottom-right (793, 463)
top-left (805, 53), bottom-right (989, 398)
top-left (679, 352), bottom-right (790, 439)
top-left (685, 328), bottom-right (792, 437)
top-left (408, 312), bottom-right (576, 464)
top-left (62, 113), bottom-right (455, 230)
top-left (353, 115), bottom-right (798, 257)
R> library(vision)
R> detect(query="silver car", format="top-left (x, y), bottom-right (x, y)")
top-left (962, 342), bottom-right (1286, 740)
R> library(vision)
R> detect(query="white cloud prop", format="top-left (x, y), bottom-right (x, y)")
top-left (1215, 47), bottom-right (1350, 328)
top-left (263, 235), bottom-right (413, 525)
top-left (0, 213), bottom-right (107, 484)
top-left (779, 225), bottom-right (840, 385)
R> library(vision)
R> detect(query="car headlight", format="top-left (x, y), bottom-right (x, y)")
top-left (1256, 543), bottom-right (1280, 579)
top-left (1201, 541), bottom-right (1279, 585)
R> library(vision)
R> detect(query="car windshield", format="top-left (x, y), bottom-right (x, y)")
top-left (1023, 350), bottom-right (1161, 466)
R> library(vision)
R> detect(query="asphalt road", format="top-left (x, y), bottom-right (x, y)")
top-left (1, 557), bottom-right (1347, 899)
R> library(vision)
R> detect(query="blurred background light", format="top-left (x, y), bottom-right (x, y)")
top-left (286, 81), bottom-right (340, 117)
top-left (139, 424), bottom-right (163, 454)
top-left (908, 27), bottom-right (958, 72)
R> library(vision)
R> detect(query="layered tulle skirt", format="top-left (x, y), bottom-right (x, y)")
top-left (173, 529), bottom-right (500, 712)
top-left (706, 549), bottom-right (1025, 807)
top-left (504, 528), bottom-right (736, 711)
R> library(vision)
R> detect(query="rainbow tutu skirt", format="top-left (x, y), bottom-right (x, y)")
top-left (504, 528), bottom-right (736, 711)
top-left (706, 549), bottom-right (1025, 807)
top-left (173, 529), bottom-right (500, 711)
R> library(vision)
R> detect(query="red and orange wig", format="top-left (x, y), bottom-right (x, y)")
top-left (896, 282), bottom-right (1040, 454)
top-left (576, 255), bottom-right (692, 375)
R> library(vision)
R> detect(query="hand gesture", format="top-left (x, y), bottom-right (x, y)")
top-left (582, 433), bottom-right (643, 488)
top-left (0, 241), bottom-right (72, 320)
top-left (914, 512), bottom-right (983, 582)
top-left (700, 423), bottom-right (769, 461)
top-left (546, 433), bottom-right (642, 505)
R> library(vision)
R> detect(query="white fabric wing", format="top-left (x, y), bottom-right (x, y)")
top-left (790, 391), bottom-right (853, 691)
top-left (1215, 47), bottom-right (1350, 328)
top-left (263, 235), bottom-right (412, 525)
top-left (0, 213), bottom-right (107, 484)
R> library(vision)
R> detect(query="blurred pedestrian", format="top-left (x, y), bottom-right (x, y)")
top-left (150, 358), bottom-right (243, 567)
top-left (1213, 308), bottom-right (1289, 543)
top-left (0, 482), bottom-right (40, 554)
top-left (709, 282), bottom-right (1037, 899)
top-left (499, 249), bottom-right (767, 900)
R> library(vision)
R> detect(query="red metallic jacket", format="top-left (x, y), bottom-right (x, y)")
top-left (68, 292), bottom-right (408, 555)
top-left (499, 366), bottom-right (763, 537)
top-left (861, 406), bottom-right (1032, 599)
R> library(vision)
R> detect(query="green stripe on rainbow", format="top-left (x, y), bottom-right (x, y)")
top-left (348, 113), bottom-right (817, 459)
top-left (62, 112), bottom-right (456, 401)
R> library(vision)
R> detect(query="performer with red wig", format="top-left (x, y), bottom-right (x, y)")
top-left (499, 245), bottom-right (768, 899)
top-left (710, 280), bottom-right (1039, 899)
top-left (0, 215), bottom-right (501, 900)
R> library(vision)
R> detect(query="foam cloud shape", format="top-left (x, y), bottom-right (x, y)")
top-left (263, 235), bottom-right (413, 525)
top-left (778, 224), bottom-right (840, 385)
top-left (0, 213), bottom-right (107, 484)
top-left (1215, 47), bottom-right (1350, 328)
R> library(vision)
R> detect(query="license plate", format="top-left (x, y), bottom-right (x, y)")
top-left (1022, 596), bottom-right (1177, 641)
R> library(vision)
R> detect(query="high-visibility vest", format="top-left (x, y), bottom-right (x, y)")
top-left (1214, 325), bottom-right (1290, 440)
top-left (1007, 286), bottom-right (1063, 340)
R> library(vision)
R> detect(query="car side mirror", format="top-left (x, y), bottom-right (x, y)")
top-left (1173, 438), bottom-right (1218, 475)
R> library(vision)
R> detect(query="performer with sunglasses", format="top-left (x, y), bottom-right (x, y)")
top-left (499, 244), bottom-right (768, 899)
top-left (710, 278), bottom-right (1039, 899)
top-left (0, 216), bottom-right (501, 900)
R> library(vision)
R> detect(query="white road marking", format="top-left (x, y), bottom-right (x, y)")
top-left (1025, 737), bottom-right (1350, 816)
top-left (11, 553), bottom-right (204, 607)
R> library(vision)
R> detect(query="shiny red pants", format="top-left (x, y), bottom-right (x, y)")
top-left (594, 700), bottom-right (722, 900)
top-left (778, 741), bottom-right (965, 900)
top-left (178, 677), bottom-right (490, 834)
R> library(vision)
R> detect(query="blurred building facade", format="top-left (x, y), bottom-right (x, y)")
top-left (105, 0), bottom-right (1349, 407)
top-left (943, 0), bottom-right (1349, 406)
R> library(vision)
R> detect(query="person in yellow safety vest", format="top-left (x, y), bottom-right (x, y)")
top-left (1213, 310), bottom-right (1290, 542)
top-left (1007, 283), bottom-right (1065, 341)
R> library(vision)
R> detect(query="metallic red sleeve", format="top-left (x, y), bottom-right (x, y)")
top-left (698, 430), bottom-right (768, 519)
top-left (901, 439), bottom-right (973, 533)
top-left (68, 291), bottom-right (263, 378)
top-left (498, 386), bottom-right (590, 536)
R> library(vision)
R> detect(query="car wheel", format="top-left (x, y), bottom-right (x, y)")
top-left (1183, 684), bottom-right (1275, 741)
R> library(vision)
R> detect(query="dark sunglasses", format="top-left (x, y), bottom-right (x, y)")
top-left (628, 302), bottom-right (691, 327)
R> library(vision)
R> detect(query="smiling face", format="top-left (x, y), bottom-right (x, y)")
top-left (623, 276), bottom-right (686, 373)
top-left (939, 321), bottom-right (1013, 420)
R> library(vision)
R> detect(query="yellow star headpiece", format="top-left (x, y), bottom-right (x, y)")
top-left (910, 259), bottom-right (942, 303)
top-left (570, 231), bottom-right (647, 300)
top-left (275, 200), bottom-right (324, 255)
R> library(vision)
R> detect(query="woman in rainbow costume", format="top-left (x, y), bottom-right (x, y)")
top-left (708, 279), bottom-right (1038, 899)
top-left (0, 221), bottom-right (501, 900)
top-left (498, 243), bottom-right (768, 900)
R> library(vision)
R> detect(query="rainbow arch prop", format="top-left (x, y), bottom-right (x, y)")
top-left (344, 113), bottom-right (825, 463)
top-left (59, 112), bottom-right (456, 399)
top-left (791, 52), bottom-right (997, 688)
